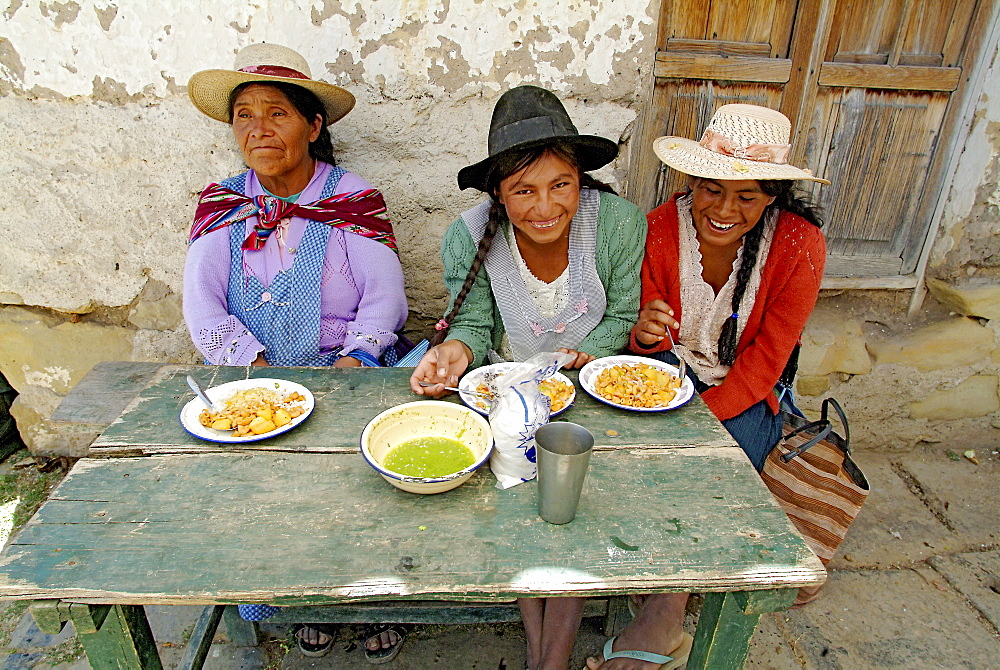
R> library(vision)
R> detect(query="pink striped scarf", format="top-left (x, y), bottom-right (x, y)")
top-left (189, 183), bottom-right (397, 253)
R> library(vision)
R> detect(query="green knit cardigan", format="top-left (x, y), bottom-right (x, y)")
top-left (440, 191), bottom-right (647, 368)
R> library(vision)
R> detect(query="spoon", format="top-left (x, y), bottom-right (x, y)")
top-left (417, 381), bottom-right (491, 398)
top-left (186, 375), bottom-right (217, 412)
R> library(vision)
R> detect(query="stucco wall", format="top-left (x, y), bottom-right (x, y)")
top-left (1, 1), bottom-right (998, 456)
top-left (0, 0), bottom-right (657, 453)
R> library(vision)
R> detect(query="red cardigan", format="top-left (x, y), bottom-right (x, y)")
top-left (629, 195), bottom-right (826, 421)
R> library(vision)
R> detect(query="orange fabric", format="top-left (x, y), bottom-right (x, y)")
top-left (629, 194), bottom-right (826, 421)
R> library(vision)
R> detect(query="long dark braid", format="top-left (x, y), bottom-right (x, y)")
top-left (430, 141), bottom-right (616, 345)
top-left (715, 179), bottom-right (824, 380)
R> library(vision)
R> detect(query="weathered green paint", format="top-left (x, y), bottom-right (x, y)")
top-left (69, 602), bottom-right (111, 634)
top-left (29, 600), bottom-right (67, 634)
top-left (179, 605), bottom-right (224, 670)
top-left (13, 363), bottom-right (823, 670)
top-left (733, 588), bottom-right (798, 615)
top-left (221, 606), bottom-right (258, 647)
top-left (0, 450), bottom-right (822, 602)
top-left (687, 592), bottom-right (761, 670)
top-left (88, 365), bottom-right (735, 456)
top-left (51, 361), bottom-right (164, 426)
top-left (257, 599), bottom-right (610, 625)
top-left (75, 604), bottom-right (162, 670)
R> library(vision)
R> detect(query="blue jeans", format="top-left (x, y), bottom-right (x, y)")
top-left (645, 350), bottom-right (783, 472)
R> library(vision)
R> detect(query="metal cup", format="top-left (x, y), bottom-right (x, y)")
top-left (535, 422), bottom-right (594, 524)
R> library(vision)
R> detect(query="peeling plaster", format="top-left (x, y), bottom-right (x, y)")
top-left (4, 0), bottom-right (23, 20)
top-left (39, 1), bottom-right (81, 29)
top-left (94, 3), bottom-right (115, 31)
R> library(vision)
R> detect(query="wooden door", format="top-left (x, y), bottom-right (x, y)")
top-left (629, 0), bottom-right (996, 282)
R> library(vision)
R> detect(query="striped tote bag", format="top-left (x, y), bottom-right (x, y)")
top-left (761, 398), bottom-right (869, 606)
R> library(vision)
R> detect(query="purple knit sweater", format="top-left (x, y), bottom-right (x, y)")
top-left (182, 162), bottom-right (408, 365)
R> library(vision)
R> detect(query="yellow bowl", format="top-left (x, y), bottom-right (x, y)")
top-left (360, 401), bottom-right (494, 494)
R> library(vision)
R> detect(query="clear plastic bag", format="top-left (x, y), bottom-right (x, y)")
top-left (488, 352), bottom-right (576, 489)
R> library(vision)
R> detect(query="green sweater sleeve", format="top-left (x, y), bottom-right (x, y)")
top-left (439, 216), bottom-right (498, 367)
top-left (578, 192), bottom-right (647, 357)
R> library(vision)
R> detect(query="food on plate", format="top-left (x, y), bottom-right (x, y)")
top-left (474, 377), bottom-right (574, 413)
top-left (382, 436), bottom-right (477, 477)
top-left (198, 387), bottom-right (307, 437)
top-left (594, 363), bottom-right (682, 408)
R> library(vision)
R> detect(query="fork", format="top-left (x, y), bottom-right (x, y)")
top-left (417, 381), bottom-right (491, 398)
top-left (662, 326), bottom-right (687, 381)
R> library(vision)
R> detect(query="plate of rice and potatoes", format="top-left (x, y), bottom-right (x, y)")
top-left (179, 378), bottom-right (315, 443)
top-left (579, 355), bottom-right (695, 412)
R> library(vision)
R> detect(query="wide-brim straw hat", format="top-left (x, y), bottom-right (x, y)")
top-left (653, 104), bottom-right (830, 184)
top-left (188, 43), bottom-right (355, 125)
top-left (457, 85), bottom-right (619, 192)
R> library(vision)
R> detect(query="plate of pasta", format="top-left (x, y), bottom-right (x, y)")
top-left (179, 378), bottom-right (315, 443)
top-left (579, 355), bottom-right (694, 412)
top-left (458, 363), bottom-right (575, 416)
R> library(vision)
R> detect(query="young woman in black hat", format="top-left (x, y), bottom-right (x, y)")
top-left (409, 85), bottom-right (647, 670)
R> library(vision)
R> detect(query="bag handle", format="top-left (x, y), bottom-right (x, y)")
top-left (820, 397), bottom-right (851, 452)
top-left (780, 419), bottom-right (832, 463)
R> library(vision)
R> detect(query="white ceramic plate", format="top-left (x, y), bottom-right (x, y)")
top-left (179, 378), bottom-right (315, 443)
top-left (578, 355), bottom-right (695, 412)
top-left (458, 362), bottom-right (575, 416)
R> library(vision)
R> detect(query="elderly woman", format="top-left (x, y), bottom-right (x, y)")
top-left (184, 43), bottom-right (407, 370)
top-left (183, 43), bottom-right (407, 662)
top-left (410, 85), bottom-right (646, 670)
top-left (586, 105), bottom-right (828, 669)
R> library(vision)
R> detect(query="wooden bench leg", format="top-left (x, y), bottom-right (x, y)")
top-left (602, 596), bottom-right (631, 636)
top-left (686, 592), bottom-right (760, 670)
top-left (222, 605), bottom-right (260, 647)
top-left (74, 604), bottom-right (162, 670)
top-left (178, 605), bottom-right (225, 670)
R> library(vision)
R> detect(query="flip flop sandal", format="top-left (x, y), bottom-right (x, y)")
top-left (583, 632), bottom-right (694, 670)
top-left (363, 623), bottom-right (407, 665)
top-left (293, 623), bottom-right (336, 658)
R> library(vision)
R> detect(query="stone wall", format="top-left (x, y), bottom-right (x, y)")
top-left (1, 1), bottom-right (998, 455)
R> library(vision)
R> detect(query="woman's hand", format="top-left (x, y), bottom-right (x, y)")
top-left (557, 348), bottom-right (595, 369)
top-left (251, 353), bottom-right (270, 367)
top-left (333, 355), bottom-right (363, 368)
top-left (635, 299), bottom-right (679, 347)
top-left (409, 340), bottom-right (474, 397)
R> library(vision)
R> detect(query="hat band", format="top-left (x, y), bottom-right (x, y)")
top-left (490, 116), bottom-right (577, 155)
top-left (699, 129), bottom-right (790, 165)
top-left (238, 64), bottom-right (309, 80)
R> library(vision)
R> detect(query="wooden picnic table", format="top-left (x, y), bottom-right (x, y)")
top-left (0, 363), bottom-right (825, 669)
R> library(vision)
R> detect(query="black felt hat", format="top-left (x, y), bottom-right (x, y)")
top-left (457, 86), bottom-right (619, 191)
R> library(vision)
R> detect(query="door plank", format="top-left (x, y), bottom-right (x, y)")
top-left (654, 52), bottom-right (792, 82)
top-left (818, 63), bottom-right (961, 91)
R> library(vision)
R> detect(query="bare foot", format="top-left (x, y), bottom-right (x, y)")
top-left (295, 624), bottom-right (334, 657)
top-left (365, 627), bottom-right (402, 651)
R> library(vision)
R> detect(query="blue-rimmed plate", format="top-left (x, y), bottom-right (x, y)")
top-left (179, 378), bottom-right (315, 443)
top-left (458, 362), bottom-right (575, 416)
top-left (579, 355), bottom-right (694, 412)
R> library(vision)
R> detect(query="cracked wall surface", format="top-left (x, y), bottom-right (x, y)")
top-left (0, 0), bottom-right (658, 453)
top-left (2, 1), bottom-right (999, 456)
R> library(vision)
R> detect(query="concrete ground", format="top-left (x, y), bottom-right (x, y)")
top-left (0, 448), bottom-right (997, 669)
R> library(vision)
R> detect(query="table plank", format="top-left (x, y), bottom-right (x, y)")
top-left (0, 450), bottom-right (824, 604)
top-left (88, 365), bottom-right (735, 457)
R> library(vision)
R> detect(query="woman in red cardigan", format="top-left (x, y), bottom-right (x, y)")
top-left (587, 105), bottom-right (829, 669)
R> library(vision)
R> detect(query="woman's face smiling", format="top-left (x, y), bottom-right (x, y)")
top-left (231, 84), bottom-right (322, 196)
top-left (689, 177), bottom-right (776, 249)
top-left (498, 151), bottom-right (581, 247)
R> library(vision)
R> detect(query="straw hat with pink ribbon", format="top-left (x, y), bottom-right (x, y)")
top-left (188, 43), bottom-right (355, 125)
top-left (653, 104), bottom-right (830, 184)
